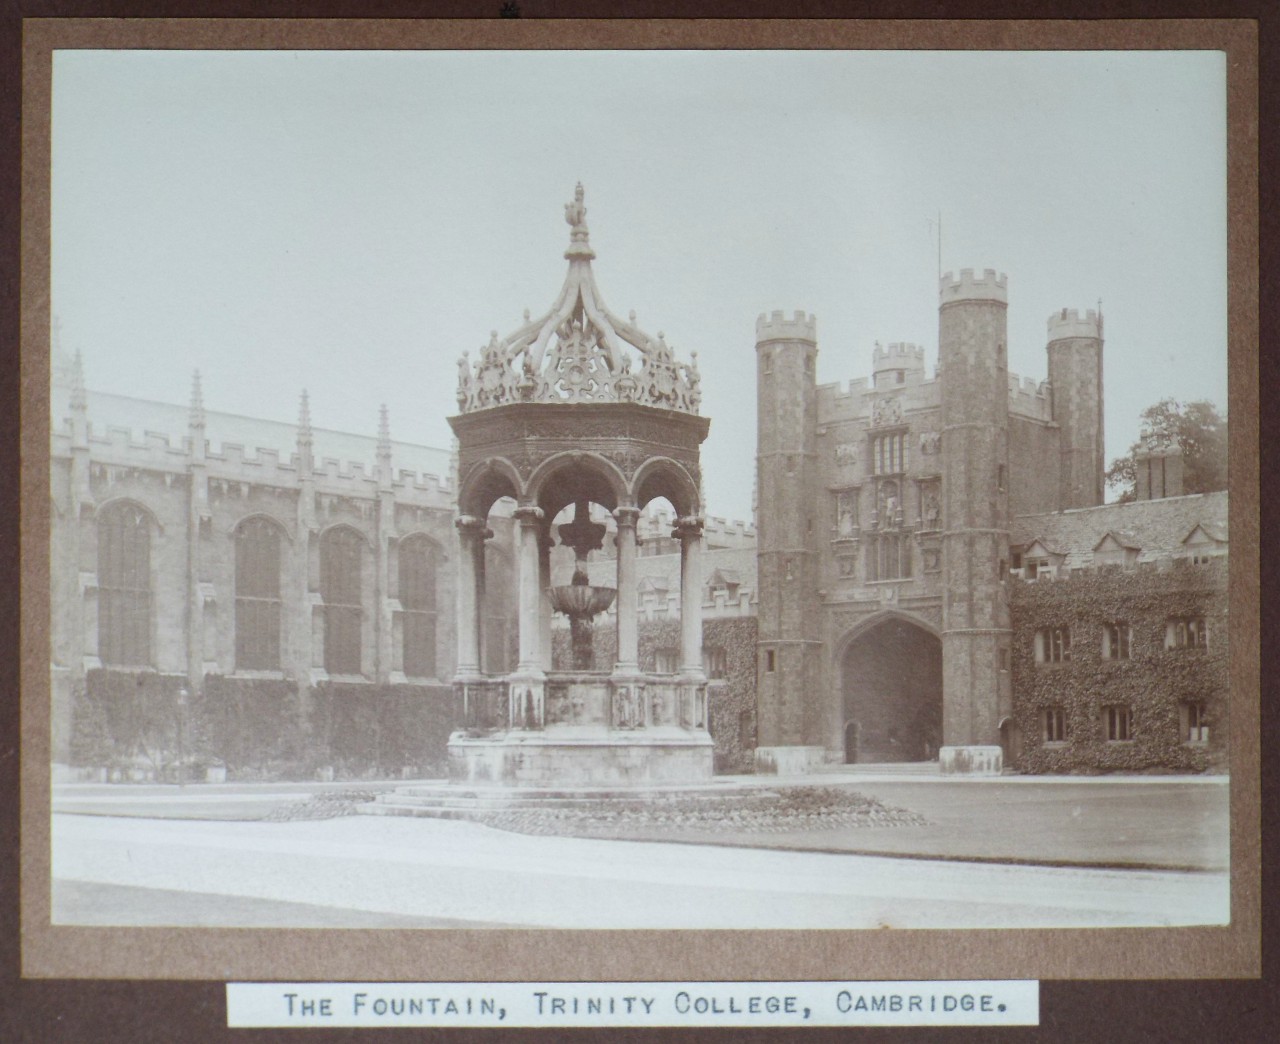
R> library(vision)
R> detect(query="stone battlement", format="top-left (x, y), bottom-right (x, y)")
top-left (85, 426), bottom-right (188, 466)
top-left (1007, 371), bottom-right (1052, 419)
top-left (872, 341), bottom-right (925, 367)
top-left (940, 268), bottom-right (1008, 305)
top-left (640, 505), bottom-right (755, 543)
top-left (756, 309), bottom-right (817, 343)
top-left (816, 373), bottom-right (940, 423)
top-left (1046, 307), bottom-right (1102, 341)
top-left (63, 425), bottom-right (452, 498)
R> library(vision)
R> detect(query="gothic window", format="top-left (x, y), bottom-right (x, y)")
top-left (1042, 706), bottom-right (1067, 743)
top-left (1102, 622), bottom-right (1132, 660)
top-left (1034, 626), bottom-right (1071, 664)
top-left (97, 501), bottom-right (152, 667)
top-left (871, 432), bottom-right (907, 475)
top-left (867, 533), bottom-right (911, 581)
top-left (321, 526), bottom-right (364, 676)
top-left (1166, 616), bottom-right (1208, 651)
top-left (1104, 704), bottom-right (1133, 742)
top-left (235, 517), bottom-right (282, 670)
top-left (399, 535), bottom-right (438, 678)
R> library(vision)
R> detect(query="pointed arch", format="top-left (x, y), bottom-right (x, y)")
top-left (837, 610), bottom-right (942, 764)
top-left (92, 495), bottom-right (164, 534)
top-left (227, 510), bottom-right (294, 543)
top-left (833, 608), bottom-right (940, 661)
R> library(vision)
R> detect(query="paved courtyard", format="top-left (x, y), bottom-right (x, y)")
top-left (50, 773), bottom-right (1230, 930)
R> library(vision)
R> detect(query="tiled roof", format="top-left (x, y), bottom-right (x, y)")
top-left (1010, 491), bottom-right (1229, 570)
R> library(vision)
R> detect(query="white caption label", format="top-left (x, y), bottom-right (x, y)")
top-left (227, 980), bottom-right (1039, 1027)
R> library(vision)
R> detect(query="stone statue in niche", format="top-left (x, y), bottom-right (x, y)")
top-left (836, 490), bottom-right (858, 537)
top-left (878, 480), bottom-right (900, 526)
top-left (923, 491), bottom-right (941, 529)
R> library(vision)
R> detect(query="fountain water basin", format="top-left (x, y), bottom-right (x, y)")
top-left (546, 583), bottom-right (616, 618)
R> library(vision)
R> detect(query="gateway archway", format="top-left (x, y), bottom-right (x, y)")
top-left (841, 615), bottom-right (942, 763)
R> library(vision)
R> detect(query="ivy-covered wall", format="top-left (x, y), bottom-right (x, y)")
top-left (307, 681), bottom-right (461, 779)
top-left (1009, 559), bottom-right (1228, 773)
top-left (71, 670), bottom-right (461, 780)
top-left (550, 615), bottom-right (760, 773)
top-left (72, 669), bottom-right (190, 780)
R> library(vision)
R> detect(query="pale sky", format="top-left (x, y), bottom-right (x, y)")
top-left (51, 49), bottom-right (1228, 522)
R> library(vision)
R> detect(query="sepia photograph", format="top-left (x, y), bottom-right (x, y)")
top-left (22, 23), bottom-right (1257, 986)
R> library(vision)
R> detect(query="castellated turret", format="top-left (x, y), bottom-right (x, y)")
top-left (1046, 307), bottom-right (1105, 509)
top-left (938, 268), bottom-right (1011, 758)
top-left (754, 310), bottom-right (826, 770)
top-left (872, 341), bottom-right (926, 389)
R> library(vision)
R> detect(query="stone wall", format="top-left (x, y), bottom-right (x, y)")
top-left (1007, 414), bottom-right (1062, 518)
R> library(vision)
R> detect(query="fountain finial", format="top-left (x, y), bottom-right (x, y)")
top-left (563, 182), bottom-right (594, 260)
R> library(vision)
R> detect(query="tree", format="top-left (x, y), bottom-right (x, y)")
top-left (1105, 399), bottom-right (1227, 503)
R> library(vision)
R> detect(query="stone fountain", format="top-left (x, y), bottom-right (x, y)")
top-left (441, 184), bottom-right (714, 787)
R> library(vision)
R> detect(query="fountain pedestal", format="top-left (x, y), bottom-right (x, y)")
top-left (449, 573), bottom-right (712, 786)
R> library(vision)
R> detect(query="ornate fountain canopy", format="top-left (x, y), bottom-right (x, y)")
top-left (455, 184), bottom-right (702, 415)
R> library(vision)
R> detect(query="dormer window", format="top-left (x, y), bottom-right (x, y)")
top-left (1093, 532), bottom-right (1140, 568)
top-left (1181, 523), bottom-right (1227, 565)
top-left (1020, 539), bottom-right (1063, 581)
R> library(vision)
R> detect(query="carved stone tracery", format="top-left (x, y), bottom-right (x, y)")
top-left (455, 185), bottom-right (702, 417)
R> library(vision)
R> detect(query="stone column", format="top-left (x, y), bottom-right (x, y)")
top-left (453, 515), bottom-right (486, 680)
top-left (538, 524), bottom-right (554, 671)
top-left (613, 506), bottom-right (641, 673)
top-left (674, 516), bottom-right (708, 730)
top-left (675, 516), bottom-right (705, 676)
top-left (514, 505), bottom-right (546, 673)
